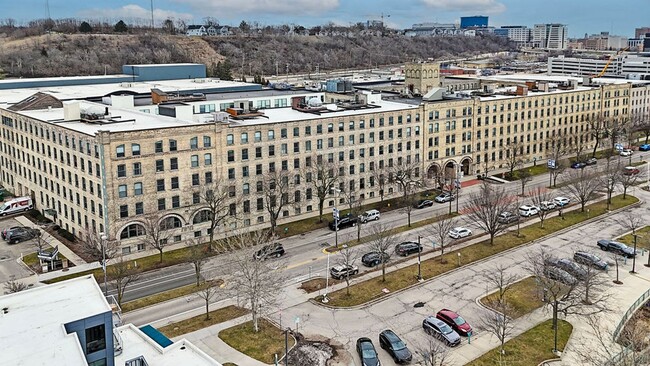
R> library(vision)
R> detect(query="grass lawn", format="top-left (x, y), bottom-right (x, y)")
top-left (21, 249), bottom-right (69, 273)
top-left (480, 276), bottom-right (545, 319)
top-left (158, 305), bottom-right (249, 338)
top-left (467, 319), bottom-right (573, 366)
top-left (617, 226), bottom-right (650, 251)
top-left (219, 318), bottom-right (292, 364)
top-left (120, 280), bottom-right (223, 313)
top-left (318, 195), bottom-right (638, 307)
top-left (328, 213), bottom-right (458, 253)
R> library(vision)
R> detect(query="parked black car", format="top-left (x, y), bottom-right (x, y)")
top-left (253, 243), bottom-right (285, 260)
top-left (597, 239), bottom-right (636, 258)
top-left (6, 227), bottom-right (41, 244)
top-left (330, 264), bottom-right (359, 280)
top-left (414, 199), bottom-right (434, 209)
top-left (1, 226), bottom-right (24, 240)
top-left (573, 251), bottom-right (608, 270)
top-left (544, 266), bottom-right (577, 285)
top-left (361, 252), bottom-right (390, 267)
top-left (395, 241), bottom-right (422, 256)
top-left (422, 316), bottom-right (461, 347)
top-left (379, 329), bottom-right (412, 364)
top-left (547, 258), bottom-right (588, 280)
top-left (328, 214), bottom-right (358, 231)
top-left (356, 337), bottom-right (380, 366)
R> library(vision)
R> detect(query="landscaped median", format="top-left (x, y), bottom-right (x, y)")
top-left (120, 279), bottom-right (224, 313)
top-left (466, 319), bottom-right (573, 366)
top-left (617, 225), bottom-right (650, 251)
top-left (314, 195), bottom-right (639, 307)
top-left (219, 318), bottom-right (294, 364)
top-left (480, 276), bottom-right (545, 319)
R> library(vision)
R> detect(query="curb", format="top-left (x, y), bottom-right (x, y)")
top-left (310, 198), bottom-right (643, 310)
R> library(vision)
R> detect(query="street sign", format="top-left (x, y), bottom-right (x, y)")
top-left (454, 179), bottom-right (461, 189)
top-left (332, 208), bottom-right (339, 220)
top-left (547, 159), bottom-right (556, 169)
top-left (615, 143), bottom-right (624, 152)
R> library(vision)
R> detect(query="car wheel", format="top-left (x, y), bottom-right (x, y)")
top-left (276, 253), bottom-right (281, 258)
top-left (374, 217), bottom-right (379, 221)
top-left (374, 260), bottom-right (380, 267)
top-left (601, 246), bottom-right (607, 251)
top-left (352, 223), bottom-right (356, 227)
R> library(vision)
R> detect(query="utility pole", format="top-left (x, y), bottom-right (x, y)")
top-left (150, 0), bottom-right (155, 29)
top-left (417, 236), bottom-right (422, 281)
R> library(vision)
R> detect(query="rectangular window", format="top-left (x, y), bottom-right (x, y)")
top-left (116, 145), bottom-right (125, 158)
top-left (192, 192), bottom-right (200, 204)
top-left (170, 158), bottom-right (178, 170)
top-left (120, 205), bottom-right (128, 218)
top-left (204, 153), bottom-right (212, 165)
top-left (171, 177), bottom-right (179, 189)
top-left (134, 182), bottom-right (143, 196)
top-left (117, 164), bottom-right (126, 178)
top-left (156, 179), bottom-right (165, 192)
top-left (203, 136), bottom-right (211, 147)
top-left (172, 195), bottom-right (180, 208)
top-left (85, 324), bottom-right (106, 354)
top-left (133, 162), bottom-right (142, 176)
top-left (118, 185), bottom-right (127, 198)
top-left (192, 173), bottom-right (200, 186)
top-left (169, 139), bottom-right (177, 151)
top-left (155, 141), bottom-right (163, 153)
top-left (155, 159), bottom-right (164, 172)
top-left (242, 149), bottom-right (249, 160)
top-left (158, 198), bottom-right (166, 211)
top-left (131, 144), bottom-right (140, 156)
top-left (135, 202), bottom-right (144, 215)
top-left (190, 137), bottom-right (198, 149)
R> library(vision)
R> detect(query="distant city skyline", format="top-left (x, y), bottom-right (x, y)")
top-left (4, 0), bottom-right (649, 38)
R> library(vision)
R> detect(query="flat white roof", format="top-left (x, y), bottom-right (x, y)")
top-left (114, 324), bottom-right (221, 366)
top-left (0, 276), bottom-right (111, 366)
top-left (0, 78), bottom-right (255, 105)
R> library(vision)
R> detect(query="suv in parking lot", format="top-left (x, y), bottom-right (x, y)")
top-left (330, 264), bottom-right (359, 280)
top-left (2, 226), bottom-right (24, 240)
top-left (359, 209), bottom-right (380, 223)
top-left (361, 252), bottom-right (390, 267)
top-left (395, 241), bottom-right (423, 256)
top-left (573, 251), bottom-right (607, 270)
top-left (422, 316), bottom-right (461, 347)
top-left (6, 227), bottom-right (41, 244)
top-left (518, 205), bottom-right (539, 217)
top-left (597, 239), bottom-right (636, 257)
top-left (497, 211), bottom-right (519, 224)
top-left (328, 214), bottom-right (357, 231)
top-left (547, 258), bottom-right (587, 280)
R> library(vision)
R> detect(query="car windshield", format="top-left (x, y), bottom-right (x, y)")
top-left (361, 344), bottom-right (376, 358)
top-left (439, 323), bottom-right (453, 334)
top-left (391, 339), bottom-right (406, 350)
top-left (0, 203), bottom-right (7, 212)
top-left (453, 315), bottom-right (466, 326)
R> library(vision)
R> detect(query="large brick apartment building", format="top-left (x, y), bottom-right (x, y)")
top-left (0, 64), bottom-right (635, 254)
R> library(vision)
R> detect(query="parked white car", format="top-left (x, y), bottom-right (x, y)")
top-left (359, 209), bottom-right (381, 223)
top-left (539, 201), bottom-right (556, 211)
top-left (518, 205), bottom-right (540, 217)
top-left (448, 227), bottom-right (472, 239)
top-left (620, 149), bottom-right (633, 157)
top-left (553, 197), bottom-right (570, 207)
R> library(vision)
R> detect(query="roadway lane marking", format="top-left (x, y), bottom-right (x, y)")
top-left (285, 257), bottom-right (324, 270)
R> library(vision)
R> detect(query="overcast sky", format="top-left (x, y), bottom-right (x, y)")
top-left (5, 0), bottom-right (649, 38)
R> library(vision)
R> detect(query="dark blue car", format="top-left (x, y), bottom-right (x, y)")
top-left (639, 144), bottom-right (650, 151)
top-left (571, 161), bottom-right (586, 169)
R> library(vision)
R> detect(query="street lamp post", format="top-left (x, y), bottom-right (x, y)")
top-left (100, 232), bottom-right (108, 296)
top-left (322, 252), bottom-right (330, 303)
top-left (417, 236), bottom-right (422, 281)
top-left (630, 233), bottom-right (639, 274)
top-left (333, 188), bottom-right (341, 248)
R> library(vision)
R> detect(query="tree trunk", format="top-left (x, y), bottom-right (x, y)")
top-left (553, 300), bottom-right (559, 352)
top-left (623, 186), bottom-right (628, 199)
top-left (407, 211), bottom-right (411, 227)
top-left (318, 199), bottom-right (324, 223)
top-left (195, 268), bottom-right (201, 286)
top-left (205, 298), bottom-right (210, 320)
top-left (381, 263), bottom-right (386, 282)
top-left (490, 232), bottom-right (495, 245)
top-left (159, 249), bottom-right (163, 263)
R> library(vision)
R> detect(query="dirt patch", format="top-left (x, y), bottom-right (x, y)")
top-left (286, 334), bottom-right (351, 366)
top-left (299, 277), bottom-right (343, 293)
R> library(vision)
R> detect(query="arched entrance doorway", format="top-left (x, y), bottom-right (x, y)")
top-left (460, 157), bottom-right (472, 176)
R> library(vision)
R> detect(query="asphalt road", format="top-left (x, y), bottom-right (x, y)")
top-left (115, 151), bottom-right (650, 303)
top-left (0, 217), bottom-right (39, 283)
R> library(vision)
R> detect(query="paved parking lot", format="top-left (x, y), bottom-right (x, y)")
top-left (0, 217), bottom-right (37, 283)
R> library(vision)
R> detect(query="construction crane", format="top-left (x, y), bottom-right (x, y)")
top-left (364, 13), bottom-right (391, 28)
top-left (592, 47), bottom-right (629, 78)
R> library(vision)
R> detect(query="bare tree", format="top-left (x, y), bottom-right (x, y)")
top-left (427, 215), bottom-right (456, 261)
top-left (589, 114), bottom-right (610, 157)
top-left (417, 338), bottom-right (451, 366)
top-left (303, 155), bottom-right (339, 223)
top-left (262, 169), bottom-right (293, 233)
top-left (631, 111), bottom-right (650, 145)
top-left (108, 255), bottom-right (140, 306)
top-left (218, 231), bottom-right (285, 333)
top-left (600, 155), bottom-right (622, 210)
top-left (196, 274), bottom-right (222, 320)
top-left (547, 131), bottom-right (570, 188)
top-left (574, 314), bottom-right (650, 366)
top-left (529, 187), bottom-right (553, 228)
top-left (78, 228), bottom-right (119, 263)
top-left (390, 159), bottom-right (424, 227)
top-left (611, 252), bottom-right (625, 285)
top-left (336, 244), bottom-right (359, 295)
top-left (464, 182), bottom-right (513, 245)
top-left (480, 301), bottom-right (516, 361)
top-left (185, 239), bottom-right (209, 286)
top-left (140, 214), bottom-right (173, 263)
top-left (366, 223), bottom-right (397, 282)
top-left (620, 168), bottom-right (643, 200)
top-left (561, 168), bottom-right (601, 212)
top-left (483, 264), bottom-right (518, 306)
top-left (194, 179), bottom-right (231, 248)
top-left (502, 141), bottom-right (524, 177)
top-left (515, 163), bottom-right (533, 196)
top-left (3, 275), bottom-right (27, 294)
top-left (525, 248), bottom-right (610, 353)
top-left (371, 163), bottom-right (391, 203)
top-left (341, 188), bottom-right (365, 242)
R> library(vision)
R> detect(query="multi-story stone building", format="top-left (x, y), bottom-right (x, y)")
top-left (0, 64), bottom-right (633, 254)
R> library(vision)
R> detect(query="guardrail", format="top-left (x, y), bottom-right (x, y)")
top-left (607, 287), bottom-right (650, 365)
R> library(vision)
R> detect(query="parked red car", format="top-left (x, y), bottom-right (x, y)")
top-left (436, 309), bottom-right (473, 336)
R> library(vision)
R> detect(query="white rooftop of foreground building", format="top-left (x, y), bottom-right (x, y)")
top-left (0, 276), bottom-right (111, 366)
top-left (114, 324), bottom-right (222, 366)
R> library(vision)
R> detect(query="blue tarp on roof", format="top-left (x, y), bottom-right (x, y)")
top-left (139, 325), bottom-right (173, 348)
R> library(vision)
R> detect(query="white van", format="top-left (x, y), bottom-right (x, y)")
top-left (0, 196), bottom-right (33, 216)
top-left (359, 209), bottom-right (380, 223)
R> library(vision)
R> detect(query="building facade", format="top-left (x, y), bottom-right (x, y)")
top-left (0, 72), bottom-right (633, 253)
top-left (460, 16), bottom-right (488, 29)
top-left (533, 24), bottom-right (568, 50)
